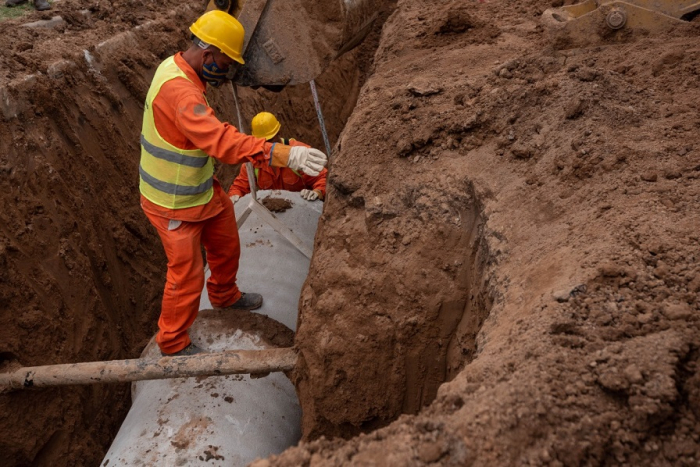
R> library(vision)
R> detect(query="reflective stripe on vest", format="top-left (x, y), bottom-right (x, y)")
top-left (139, 56), bottom-right (214, 209)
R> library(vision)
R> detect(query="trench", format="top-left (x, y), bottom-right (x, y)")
top-left (294, 170), bottom-right (494, 439)
top-left (0, 2), bottom-right (494, 465)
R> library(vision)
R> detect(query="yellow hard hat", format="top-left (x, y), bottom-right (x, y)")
top-left (189, 10), bottom-right (246, 65)
top-left (251, 112), bottom-right (282, 140)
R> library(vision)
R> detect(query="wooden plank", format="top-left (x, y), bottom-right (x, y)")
top-left (235, 202), bottom-right (253, 228)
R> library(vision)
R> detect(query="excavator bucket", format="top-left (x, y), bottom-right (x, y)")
top-left (204, 0), bottom-right (379, 87)
top-left (542, 0), bottom-right (700, 47)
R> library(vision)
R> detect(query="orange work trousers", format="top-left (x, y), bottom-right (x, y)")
top-left (145, 202), bottom-right (242, 354)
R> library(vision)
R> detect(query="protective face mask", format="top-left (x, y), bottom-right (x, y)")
top-left (202, 57), bottom-right (229, 88)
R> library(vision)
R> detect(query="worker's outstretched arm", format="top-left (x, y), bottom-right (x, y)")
top-left (173, 95), bottom-right (327, 175)
top-left (174, 95), bottom-right (273, 166)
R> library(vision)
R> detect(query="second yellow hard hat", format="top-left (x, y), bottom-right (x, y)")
top-left (251, 112), bottom-right (282, 140)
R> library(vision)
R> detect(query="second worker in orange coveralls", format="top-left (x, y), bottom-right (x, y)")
top-left (139, 11), bottom-right (327, 356)
top-left (228, 112), bottom-right (327, 202)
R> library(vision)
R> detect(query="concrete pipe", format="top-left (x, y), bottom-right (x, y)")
top-left (102, 191), bottom-right (322, 466)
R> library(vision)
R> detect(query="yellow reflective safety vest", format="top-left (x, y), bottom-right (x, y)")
top-left (139, 56), bottom-right (214, 209)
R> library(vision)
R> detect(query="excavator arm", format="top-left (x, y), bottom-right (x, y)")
top-left (202, 0), bottom-right (379, 87)
top-left (204, 0), bottom-right (237, 15)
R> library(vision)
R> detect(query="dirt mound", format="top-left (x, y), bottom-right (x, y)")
top-left (267, 0), bottom-right (700, 465)
top-left (261, 197), bottom-right (293, 213)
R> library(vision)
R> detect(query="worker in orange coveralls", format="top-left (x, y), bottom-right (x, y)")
top-left (139, 11), bottom-right (327, 356)
top-left (228, 112), bottom-right (327, 202)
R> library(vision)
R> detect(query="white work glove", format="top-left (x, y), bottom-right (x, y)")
top-left (230, 195), bottom-right (240, 204)
top-left (287, 146), bottom-right (327, 177)
top-left (300, 189), bottom-right (319, 201)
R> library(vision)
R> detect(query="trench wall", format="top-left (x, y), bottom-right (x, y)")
top-left (263, 0), bottom-right (700, 464)
top-left (294, 174), bottom-right (494, 438)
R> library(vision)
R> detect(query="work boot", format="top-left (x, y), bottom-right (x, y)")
top-left (161, 343), bottom-right (205, 357)
top-left (5, 0), bottom-right (27, 6)
top-left (33, 0), bottom-right (51, 10)
top-left (223, 292), bottom-right (263, 311)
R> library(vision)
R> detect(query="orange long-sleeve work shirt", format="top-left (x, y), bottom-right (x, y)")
top-left (140, 52), bottom-right (275, 222)
top-left (228, 139), bottom-right (327, 198)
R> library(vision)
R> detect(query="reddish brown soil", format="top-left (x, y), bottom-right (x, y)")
top-left (261, 197), bottom-right (293, 213)
top-left (0, 1), bottom-right (368, 465)
top-left (269, 0), bottom-right (700, 465)
top-left (2, 0), bottom-right (700, 466)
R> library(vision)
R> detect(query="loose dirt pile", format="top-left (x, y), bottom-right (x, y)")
top-left (266, 0), bottom-right (700, 465)
top-left (261, 197), bottom-right (293, 213)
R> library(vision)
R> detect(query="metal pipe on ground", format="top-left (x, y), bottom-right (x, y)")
top-left (0, 348), bottom-right (297, 393)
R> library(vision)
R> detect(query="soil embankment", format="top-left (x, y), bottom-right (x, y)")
top-left (270, 0), bottom-right (700, 465)
top-left (0, 0), bottom-right (369, 464)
